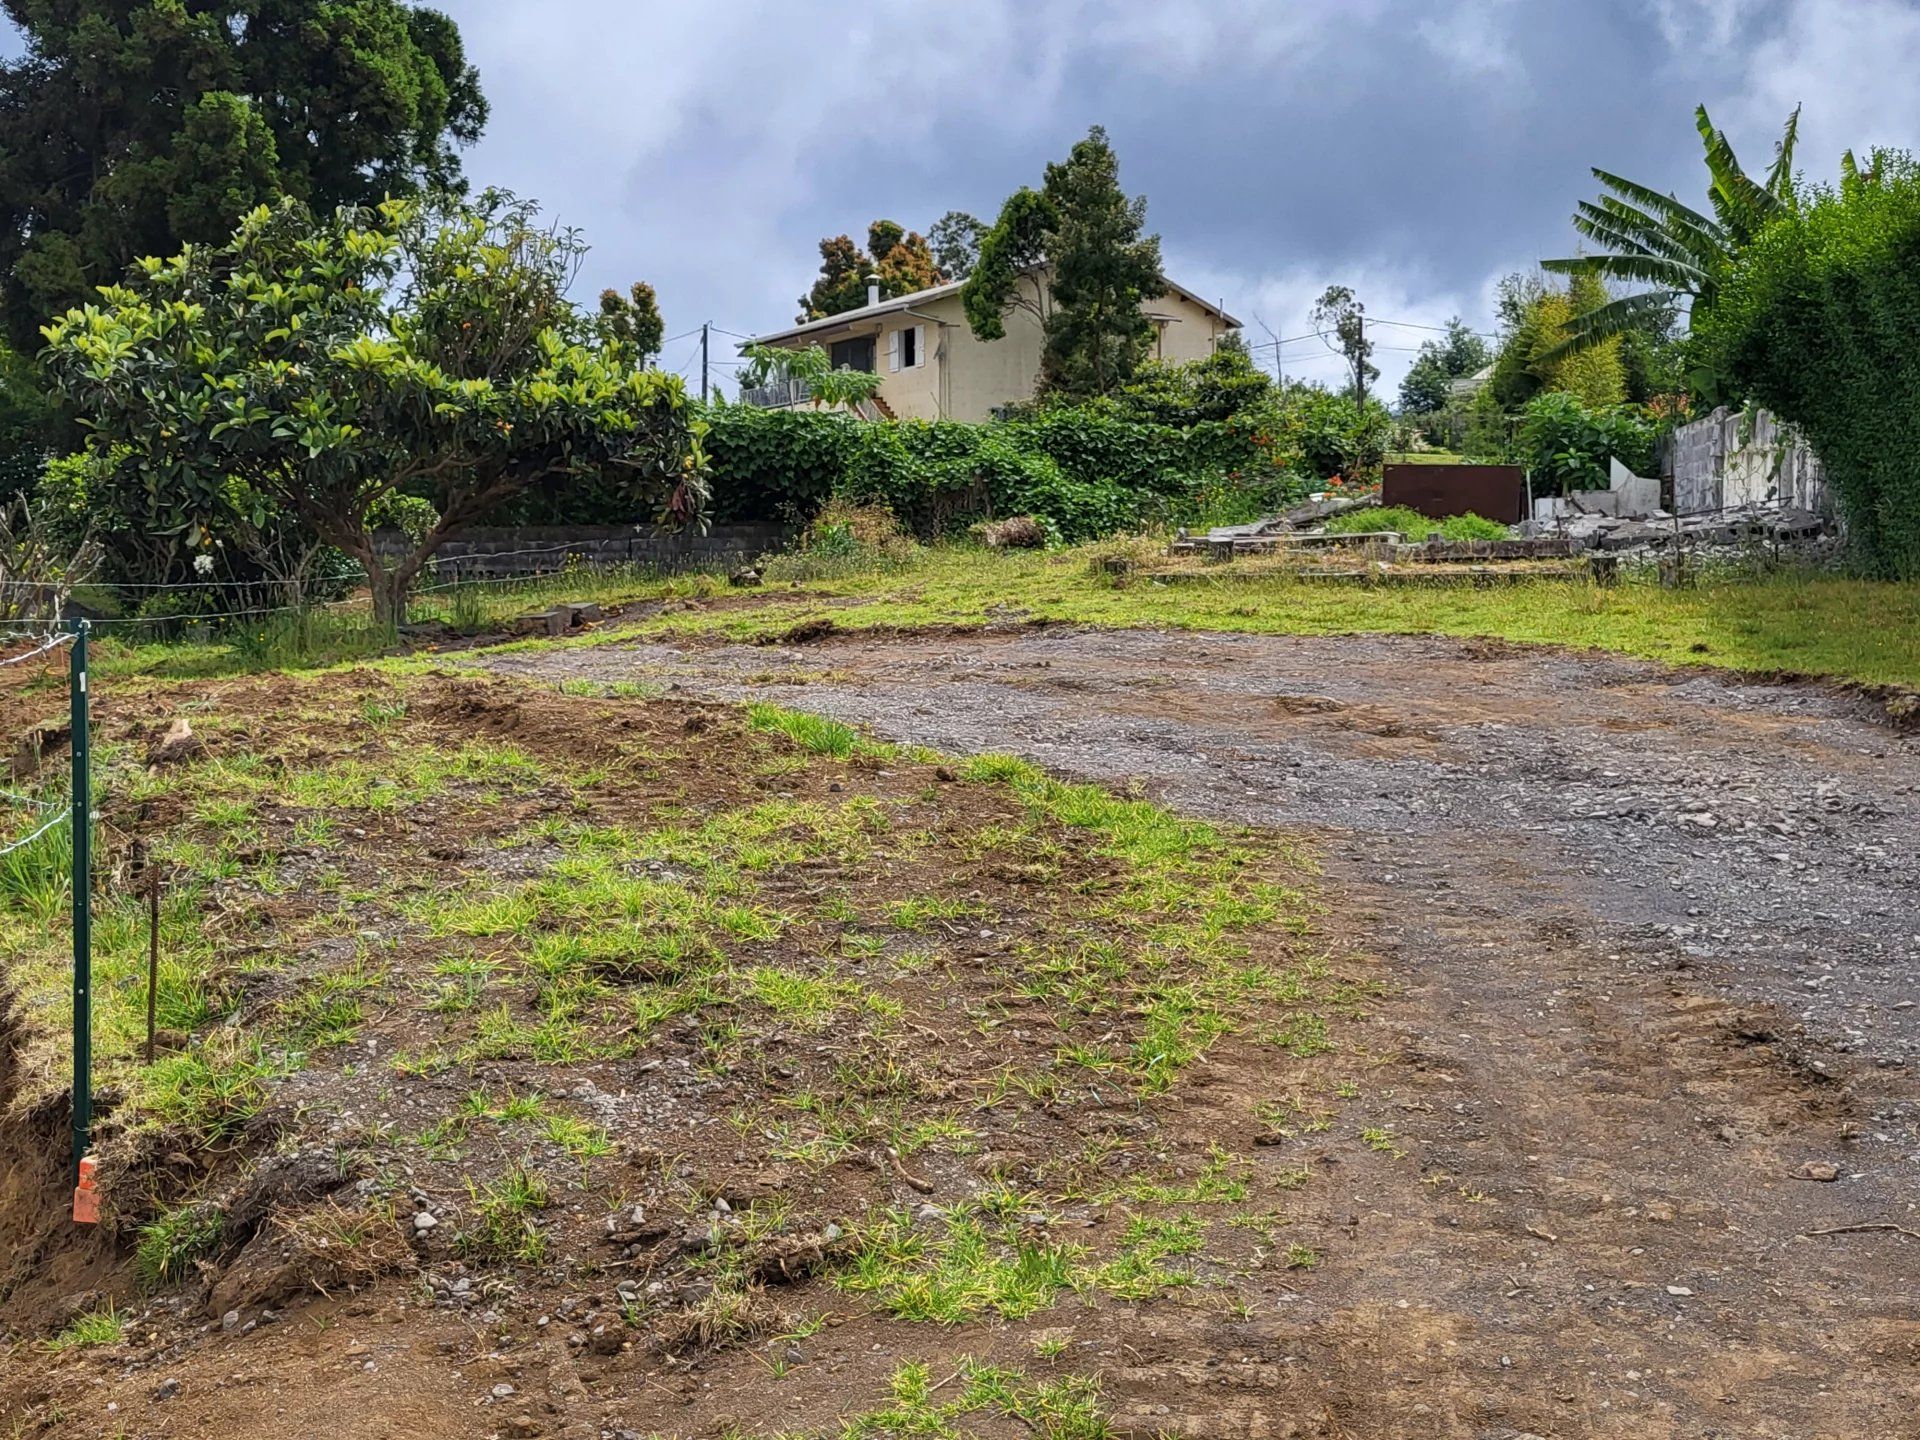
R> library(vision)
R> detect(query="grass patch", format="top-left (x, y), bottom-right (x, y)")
top-left (135, 1205), bottom-right (224, 1289)
top-left (606, 545), bottom-right (1920, 689)
top-left (457, 1166), bottom-right (552, 1264)
top-left (43, 1305), bottom-right (125, 1351)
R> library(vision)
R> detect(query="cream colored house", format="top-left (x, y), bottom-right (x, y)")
top-left (740, 270), bottom-right (1239, 422)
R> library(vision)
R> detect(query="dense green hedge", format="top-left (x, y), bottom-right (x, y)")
top-left (497, 348), bottom-right (1391, 542)
top-left (696, 404), bottom-right (1301, 542)
top-left (1698, 157), bottom-right (1920, 576)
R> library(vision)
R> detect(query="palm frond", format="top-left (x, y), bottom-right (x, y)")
top-left (1587, 195), bottom-right (1721, 261)
top-left (1541, 252), bottom-right (1706, 291)
top-left (1588, 170), bottom-right (1724, 245)
top-left (1573, 202), bottom-right (1711, 269)
top-left (1696, 104), bottom-right (1786, 240)
top-left (1765, 103), bottom-right (1802, 199)
top-left (1535, 289), bottom-right (1685, 364)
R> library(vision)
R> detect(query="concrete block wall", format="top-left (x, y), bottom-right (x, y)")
top-left (374, 524), bottom-right (793, 580)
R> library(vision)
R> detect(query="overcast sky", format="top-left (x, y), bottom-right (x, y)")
top-left (9, 0), bottom-right (1920, 396)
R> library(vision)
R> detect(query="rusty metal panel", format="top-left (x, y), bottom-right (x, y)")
top-left (1381, 464), bottom-right (1526, 524)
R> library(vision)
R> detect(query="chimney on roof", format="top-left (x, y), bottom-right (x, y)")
top-left (867, 273), bottom-right (881, 308)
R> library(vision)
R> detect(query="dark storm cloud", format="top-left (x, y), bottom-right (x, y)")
top-left (9, 0), bottom-right (1919, 391)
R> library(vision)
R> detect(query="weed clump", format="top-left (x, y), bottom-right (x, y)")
top-left (762, 502), bottom-right (919, 584)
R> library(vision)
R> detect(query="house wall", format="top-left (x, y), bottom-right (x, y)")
top-left (768, 280), bottom-right (1232, 424)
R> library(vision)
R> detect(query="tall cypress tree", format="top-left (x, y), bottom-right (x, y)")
top-left (1039, 127), bottom-right (1166, 396)
top-left (962, 126), bottom-right (1167, 397)
top-left (0, 0), bottom-right (487, 348)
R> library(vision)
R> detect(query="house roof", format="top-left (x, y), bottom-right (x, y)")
top-left (745, 271), bottom-right (1241, 348)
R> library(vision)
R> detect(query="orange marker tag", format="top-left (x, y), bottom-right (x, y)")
top-left (72, 1155), bottom-right (100, 1226)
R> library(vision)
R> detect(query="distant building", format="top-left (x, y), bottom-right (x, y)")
top-left (741, 268), bottom-right (1239, 423)
top-left (1448, 362), bottom-right (1495, 401)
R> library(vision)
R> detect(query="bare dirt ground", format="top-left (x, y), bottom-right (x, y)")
top-left (475, 622), bottom-right (1920, 1439)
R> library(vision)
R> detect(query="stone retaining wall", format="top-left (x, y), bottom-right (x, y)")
top-left (376, 523), bottom-right (792, 579)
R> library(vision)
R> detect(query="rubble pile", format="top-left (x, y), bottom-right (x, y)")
top-left (1525, 499), bottom-right (1832, 556)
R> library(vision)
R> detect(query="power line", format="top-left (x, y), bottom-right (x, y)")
top-left (1368, 317), bottom-right (1499, 339)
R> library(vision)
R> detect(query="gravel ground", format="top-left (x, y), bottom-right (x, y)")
top-left (482, 626), bottom-right (1920, 1074)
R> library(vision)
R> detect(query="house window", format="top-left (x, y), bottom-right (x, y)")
top-left (888, 323), bottom-right (925, 372)
top-left (830, 336), bottom-right (875, 372)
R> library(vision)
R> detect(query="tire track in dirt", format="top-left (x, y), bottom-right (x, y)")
top-left (481, 626), bottom-right (1920, 1439)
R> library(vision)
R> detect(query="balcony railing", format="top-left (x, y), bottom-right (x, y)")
top-left (740, 376), bottom-right (813, 409)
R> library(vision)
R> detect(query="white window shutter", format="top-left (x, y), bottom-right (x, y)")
top-left (888, 330), bottom-right (901, 372)
top-left (914, 324), bottom-right (926, 367)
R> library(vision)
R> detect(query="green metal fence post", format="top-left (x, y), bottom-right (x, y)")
top-left (68, 619), bottom-right (90, 1179)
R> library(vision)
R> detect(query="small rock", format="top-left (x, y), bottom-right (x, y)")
top-left (414, 1212), bottom-right (440, 1233)
top-left (1665, 1285), bottom-right (1694, 1297)
top-left (491, 1383), bottom-right (516, 1400)
top-left (152, 1379), bottom-right (182, 1402)
top-left (1795, 1161), bottom-right (1841, 1182)
top-left (221, 1309), bottom-right (242, 1332)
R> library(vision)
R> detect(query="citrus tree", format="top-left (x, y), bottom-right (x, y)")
top-left (41, 192), bottom-right (706, 624)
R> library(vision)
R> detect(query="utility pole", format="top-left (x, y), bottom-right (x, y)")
top-left (1355, 312), bottom-right (1366, 409)
top-left (700, 323), bottom-right (709, 403)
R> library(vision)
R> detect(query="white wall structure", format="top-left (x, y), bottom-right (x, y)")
top-left (1668, 406), bottom-right (1828, 515)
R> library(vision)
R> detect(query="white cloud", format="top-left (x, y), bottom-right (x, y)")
top-left (1417, 0), bottom-right (1527, 80)
top-left (1723, 0), bottom-right (1920, 174)
top-left (1647, 0), bottom-right (1768, 50)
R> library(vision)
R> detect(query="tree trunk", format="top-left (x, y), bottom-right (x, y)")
top-left (343, 532), bottom-right (407, 631)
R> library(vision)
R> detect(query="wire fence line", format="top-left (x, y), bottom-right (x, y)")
top-left (0, 631), bottom-right (74, 665)
top-left (0, 807), bottom-right (68, 860)
top-left (0, 786), bottom-right (59, 812)
top-left (0, 538), bottom-right (672, 592)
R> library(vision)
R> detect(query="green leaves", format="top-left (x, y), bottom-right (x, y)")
top-left (1516, 391), bottom-right (1658, 494)
top-left (39, 193), bottom-right (707, 615)
top-left (1697, 151), bottom-right (1920, 576)
top-left (0, 0), bottom-right (487, 349)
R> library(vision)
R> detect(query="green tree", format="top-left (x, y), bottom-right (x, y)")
top-left (962, 127), bottom-right (1166, 397)
top-left (797, 221), bottom-right (944, 320)
top-left (1040, 127), bottom-right (1166, 395)
top-left (1310, 285), bottom-right (1378, 406)
top-left (961, 187), bottom-right (1057, 340)
top-left (1397, 317), bottom-right (1490, 414)
top-left (929, 211), bottom-right (986, 280)
top-left (1541, 104), bottom-right (1801, 390)
top-left (1696, 151), bottom-right (1920, 575)
top-left (1489, 271), bottom-right (1626, 410)
top-left (40, 193), bottom-right (705, 624)
top-left (595, 282), bottom-right (665, 368)
top-left (0, 0), bottom-right (487, 350)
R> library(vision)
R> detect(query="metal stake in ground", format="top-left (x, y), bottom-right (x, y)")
top-left (67, 618), bottom-right (91, 1184)
top-left (137, 837), bottom-right (159, 1064)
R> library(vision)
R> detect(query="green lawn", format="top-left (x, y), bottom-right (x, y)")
top-left (80, 544), bottom-right (1920, 692)
top-left (620, 548), bottom-right (1920, 691)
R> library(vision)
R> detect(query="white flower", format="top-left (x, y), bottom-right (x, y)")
top-left (193, 553), bottom-right (215, 576)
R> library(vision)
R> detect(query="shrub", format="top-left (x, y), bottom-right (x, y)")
top-left (1516, 391), bottom-right (1658, 494)
top-left (1323, 506), bottom-right (1509, 542)
top-left (1696, 154), bottom-right (1920, 576)
top-left (760, 501), bottom-right (917, 584)
top-left (1435, 512), bottom-right (1512, 541)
